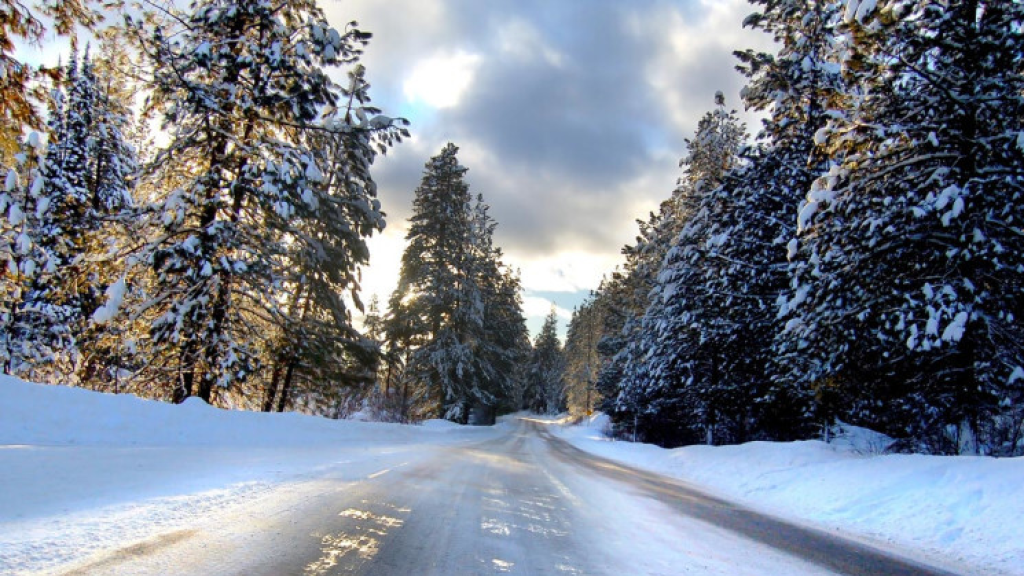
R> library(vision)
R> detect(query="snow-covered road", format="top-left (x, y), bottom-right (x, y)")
top-left (17, 419), bottom-right (960, 576)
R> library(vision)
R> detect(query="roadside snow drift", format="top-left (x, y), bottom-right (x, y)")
top-left (0, 376), bottom-right (496, 574)
top-left (552, 414), bottom-right (1024, 576)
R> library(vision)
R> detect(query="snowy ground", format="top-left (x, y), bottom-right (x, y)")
top-left (0, 376), bottom-right (499, 575)
top-left (2, 377), bottom-right (1021, 576)
top-left (548, 413), bottom-right (1024, 576)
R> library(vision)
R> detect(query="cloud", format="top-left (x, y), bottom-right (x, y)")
top-left (324, 0), bottom-right (779, 323)
top-left (522, 296), bottom-right (573, 322)
top-left (403, 51), bottom-right (482, 109)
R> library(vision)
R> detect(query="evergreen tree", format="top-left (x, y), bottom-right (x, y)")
top-left (260, 64), bottom-right (405, 416)
top-left (388, 144), bottom-right (513, 422)
top-left (487, 267), bottom-right (532, 413)
top-left (528, 308), bottom-right (566, 414)
top-left (564, 293), bottom-right (608, 417)
top-left (605, 198), bottom-right (687, 441)
top-left (37, 49), bottom-right (136, 380)
top-left (0, 0), bottom-right (108, 155)
top-left (119, 0), bottom-right (406, 405)
top-left (622, 95), bottom-right (746, 446)
top-left (472, 198), bottom-right (532, 417)
top-left (0, 45), bottom-right (137, 381)
top-left (777, 0), bottom-right (1024, 454)
top-left (670, 0), bottom-right (846, 441)
top-left (0, 132), bottom-right (53, 375)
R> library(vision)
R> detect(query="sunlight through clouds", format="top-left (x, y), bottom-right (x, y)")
top-left (403, 51), bottom-right (483, 109)
top-left (323, 0), bottom-right (774, 337)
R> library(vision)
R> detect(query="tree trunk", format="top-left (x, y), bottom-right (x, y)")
top-left (173, 344), bottom-right (197, 404)
top-left (262, 361), bottom-right (284, 412)
top-left (276, 360), bottom-right (297, 413)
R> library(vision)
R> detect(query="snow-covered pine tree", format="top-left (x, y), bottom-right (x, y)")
top-left (362, 294), bottom-right (403, 420)
top-left (528, 308), bottom-right (566, 415)
top-left (563, 294), bottom-right (604, 417)
top-left (0, 45), bottom-right (137, 382)
top-left (33, 49), bottom-right (137, 382)
top-left (628, 94), bottom-right (746, 446)
top-left (606, 198), bottom-right (688, 442)
top-left (0, 0), bottom-right (106, 155)
top-left (675, 0), bottom-right (848, 441)
top-left (470, 196), bottom-right (531, 419)
top-left (485, 266), bottom-right (532, 413)
top-left (122, 0), bottom-right (405, 405)
top-left (387, 144), bottom-right (492, 422)
top-left (0, 132), bottom-right (53, 375)
top-left (259, 64), bottom-right (406, 416)
top-left (778, 0), bottom-right (1024, 454)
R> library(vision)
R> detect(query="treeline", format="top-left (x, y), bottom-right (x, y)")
top-left (564, 0), bottom-right (1023, 456)
top-left (0, 1), bottom-right (412, 415)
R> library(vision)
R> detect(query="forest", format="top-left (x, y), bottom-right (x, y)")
top-left (1, 0), bottom-right (1022, 456)
top-left (559, 0), bottom-right (1024, 456)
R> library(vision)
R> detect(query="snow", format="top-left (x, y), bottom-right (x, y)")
top-left (0, 376), bottom-right (498, 574)
top-left (4, 378), bottom-right (1021, 576)
top-left (1010, 367), bottom-right (1024, 384)
top-left (91, 277), bottom-right (127, 324)
top-left (549, 414), bottom-right (1024, 576)
top-left (941, 310), bottom-right (969, 342)
top-left (8, 204), bottom-right (23, 226)
top-left (843, 0), bottom-right (877, 24)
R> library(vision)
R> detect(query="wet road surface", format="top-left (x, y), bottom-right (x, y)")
top-left (54, 419), bottom-right (964, 576)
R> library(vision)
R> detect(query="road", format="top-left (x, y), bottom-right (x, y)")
top-left (53, 419), bottom-right (962, 576)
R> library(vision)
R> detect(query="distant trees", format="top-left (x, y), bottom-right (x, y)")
top-left (385, 144), bottom-right (528, 423)
top-left (564, 297), bottom-right (601, 417)
top-left (526, 308), bottom-right (565, 414)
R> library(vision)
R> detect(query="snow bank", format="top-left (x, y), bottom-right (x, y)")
top-left (0, 375), bottom-right (445, 447)
top-left (0, 376), bottom-right (496, 574)
top-left (551, 415), bottom-right (1024, 576)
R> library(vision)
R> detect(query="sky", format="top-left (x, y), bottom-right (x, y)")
top-left (18, 0), bottom-right (777, 338)
top-left (322, 0), bottom-right (776, 337)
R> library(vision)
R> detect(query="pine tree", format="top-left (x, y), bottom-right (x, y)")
top-left (471, 197), bottom-right (531, 418)
top-left (33, 49), bottom-right (138, 381)
top-left (563, 300), bottom-right (594, 417)
top-left (0, 132), bottom-right (53, 375)
top-left (118, 0), bottom-right (406, 405)
top-left (605, 200), bottom-right (686, 441)
top-left (0, 44), bottom-right (138, 381)
top-left (0, 0), bottom-right (108, 155)
top-left (778, 0), bottom-right (1024, 454)
top-left (625, 94), bottom-right (746, 446)
top-left (665, 0), bottom-right (847, 441)
top-left (528, 308), bottom-right (566, 415)
top-left (388, 144), bottom-right (494, 422)
top-left (486, 266), bottom-right (532, 413)
top-left (260, 64), bottom-right (406, 415)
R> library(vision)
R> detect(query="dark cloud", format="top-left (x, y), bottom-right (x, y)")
top-left (328, 0), bottom-right (776, 285)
